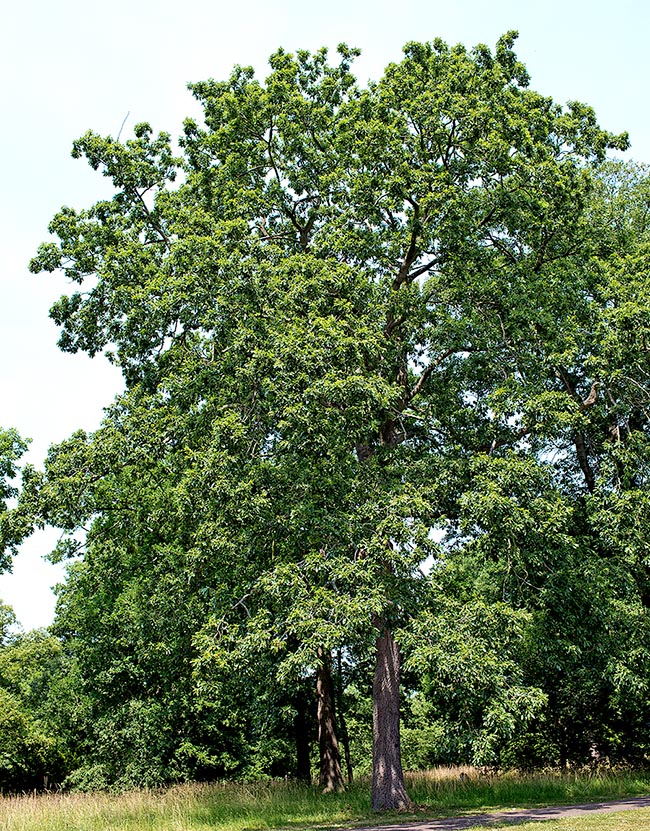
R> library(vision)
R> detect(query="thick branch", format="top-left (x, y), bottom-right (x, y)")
top-left (555, 368), bottom-right (599, 491)
top-left (392, 203), bottom-right (421, 289)
top-left (533, 227), bottom-right (556, 273)
top-left (574, 431), bottom-right (596, 493)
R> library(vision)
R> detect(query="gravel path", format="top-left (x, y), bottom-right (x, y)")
top-left (352, 795), bottom-right (650, 830)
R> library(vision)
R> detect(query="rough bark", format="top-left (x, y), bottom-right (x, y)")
top-left (316, 646), bottom-right (344, 793)
top-left (371, 623), bottom-right (411, 810)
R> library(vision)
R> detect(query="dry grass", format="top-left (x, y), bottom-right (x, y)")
top-left (0, 780), bottom-right (358, 831)
top-left (1, 767), bottom-right (648, 831)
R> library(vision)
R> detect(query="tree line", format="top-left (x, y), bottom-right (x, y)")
top-left (1, 33), bottom-right (650, 807)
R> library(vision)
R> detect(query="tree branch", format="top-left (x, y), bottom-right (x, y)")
top-left (403, 348), bottom-right (457, 405)
top-left (393, 203), bottom-right (421, 289)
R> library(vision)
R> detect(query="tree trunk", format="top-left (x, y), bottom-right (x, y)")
top-left (316, 646), bottom-right (344, 793)
top-left (293, 691), bottom-right (312, 783)
top-left (338, 707), bottom-right (354, 785)
top-left (371, 623), bottom-right (411, 810)
top-left (336, 649), bottom-right (354, 784)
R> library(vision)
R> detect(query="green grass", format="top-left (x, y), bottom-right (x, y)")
top-left (1, 768), bottom-right (649, 831)
top-left (406, 766), bottom-right (650, 813)
top-left (485, 807), bottom-right (650, 830)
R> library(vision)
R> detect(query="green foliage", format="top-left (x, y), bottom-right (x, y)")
top-left (401, 598), bottom-right (546, 766)
top-left (0, 687), bottom-right (44, 788)
top-left (0, 431), bottom-right (28, 504)
top-left (0, 429), bottom-right (35, 571)
top-left (0, 604), bottom-right (17, 645)
top-left (14, 33), bottom-right (650, 787)
top-left (0, 621), bottom-right (67, 789)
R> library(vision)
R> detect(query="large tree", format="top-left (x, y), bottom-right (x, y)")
top-left (27, 34), bottom-right (628, 807)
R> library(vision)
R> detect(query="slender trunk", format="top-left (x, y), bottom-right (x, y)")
top-left (558, 718), bottom-right (568, 769)
top-left (371, 623), bottom-right (410, 810)
top-left (338, 708), bottom-right (354, 785)
top-left (336, 648), bottom-right (353, 783)
top-left (293, 692), bottom-right (312, 783)
top-left (316, 646), bottom-right (344, 793)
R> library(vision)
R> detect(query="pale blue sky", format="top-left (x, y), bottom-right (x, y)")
top-left (1, 0), bottom-right (648, 629)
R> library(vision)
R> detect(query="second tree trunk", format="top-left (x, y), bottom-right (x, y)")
top-left (316, 646), bottom-right (344, 793)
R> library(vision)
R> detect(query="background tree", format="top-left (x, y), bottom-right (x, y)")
top-left (33, 402), bottom-right (276, 789)
top-left (0, 604), bottom-right (69, 790)
top-left (405, 159), bottom-right (650, 768)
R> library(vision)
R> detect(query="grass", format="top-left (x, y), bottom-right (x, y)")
top-left (1, 768), bottom-right (649, 831)
top-left (486, 808), bottom-right (650, 830)
top-left (406, 766), bottom-right (650, 812)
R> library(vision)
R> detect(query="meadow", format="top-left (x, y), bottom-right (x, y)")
top-left (2, 768), bottom-right (650, 831)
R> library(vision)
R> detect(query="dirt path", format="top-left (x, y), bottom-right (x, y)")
top-left (352, 795), bottom-right (650, 830)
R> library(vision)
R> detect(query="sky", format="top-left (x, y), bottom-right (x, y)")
top-left (1, 0), bottom-right (649, 630)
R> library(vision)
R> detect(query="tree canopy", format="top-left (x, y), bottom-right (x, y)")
top-left (3, 32), bottom-right (649, 802)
